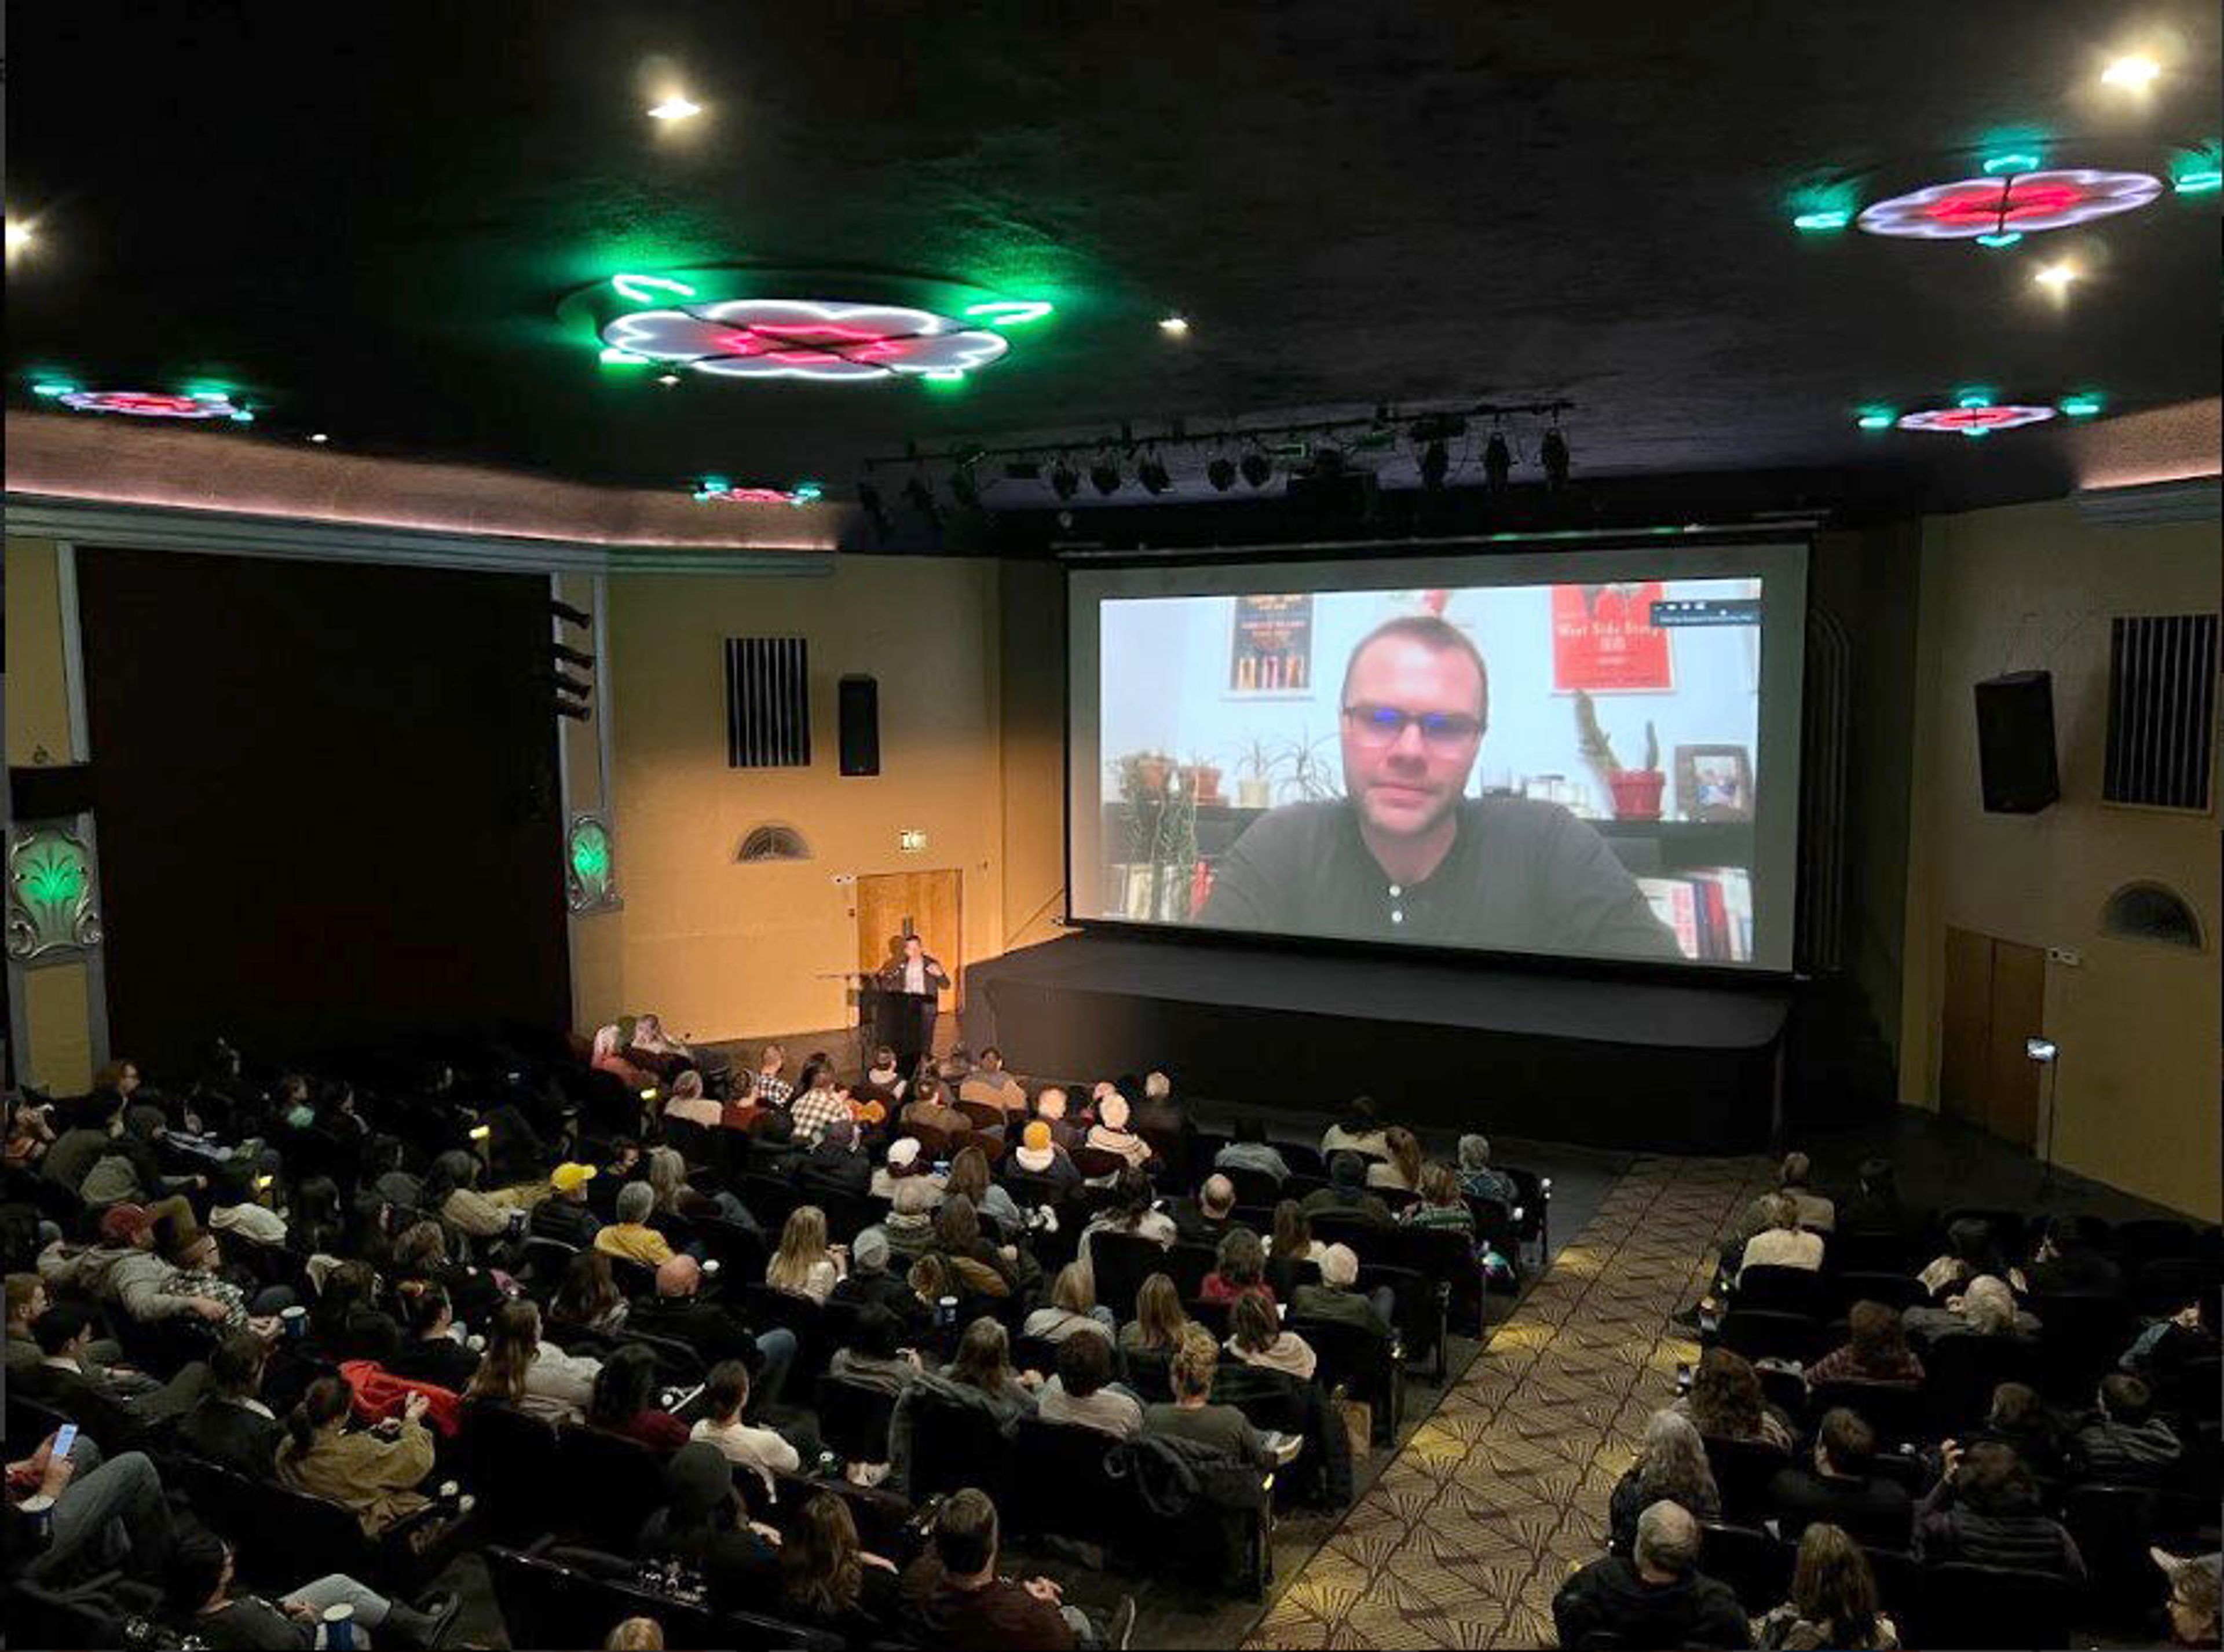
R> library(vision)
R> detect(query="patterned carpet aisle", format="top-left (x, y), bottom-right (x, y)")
top-left (1245, 1156), bottom-right (1769, 1651)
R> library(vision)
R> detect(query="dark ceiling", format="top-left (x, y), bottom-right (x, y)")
top-left (9, 2), bottom-right (2220, 533)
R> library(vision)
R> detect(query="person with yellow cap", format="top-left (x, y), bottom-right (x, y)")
top-left (530, 1161), bottom-right (602, 1248)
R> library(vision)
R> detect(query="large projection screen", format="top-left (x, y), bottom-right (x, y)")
top-left (1068, 542), bottom-right (1808, 973)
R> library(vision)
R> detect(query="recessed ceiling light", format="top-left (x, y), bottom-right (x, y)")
top-left (2100, 54), bottom-right (2160, 89)
top-left (308, 432), bottom-right (330, 444)
top-left (1157, 315), bottom-right (1190, 337)
top-left (2033, 261), bottom-right (2079, 288)
top-left (647, 95), bottom-right (701, 120)
top-left (5, 220), bottom-right (34, 257)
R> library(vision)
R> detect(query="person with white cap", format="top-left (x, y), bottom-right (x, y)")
top-left (870, 1136), bottom-right (948, 1204)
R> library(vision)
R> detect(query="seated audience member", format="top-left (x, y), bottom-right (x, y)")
top-left (747, 1107), bottom-right (807, 1177)
top-left (1974, 1380), bottom-right (2071, 1485)
top-left (781, 1490), bottom-right (905, 1635)
top-left (1289, 1242), bottom-right (1394, 1340)
top-left (1143, 1326), bottom-right (1280, 1469)
top-left (689, 1358), bottom-right (802, 1493)
top-left (715, 1069), bottom-right (764, 1133)
top-left (859, 1044), bottom-right (909, 1104)
top-left (1835, 1157), bottom-right (1905, 1237)
top-left (831, 1226), bottom-right (925, 1328)
top-left (1404, 1162), bottom-right (1477, 1236)
top-left (1680, 1347), bottom-right (1797, 1453)
top-left (1552, 1498), bottom-right (1751, 1651)
top-left (660, 1068), bottom-right (723, 1130)
top-left (531, 1161), bottom-right (602, 1247)
top-left (1739, 1194), bottom-right (1824, 1277)
top-left (551, 1249), bottom-right (630, 1335)
top-left (38, 1197), bottom-right (235, 1329)
top-left (5, 1273), bottom-right (53, 1376)
top-left (642, 1144), bottom-right (747, 1233)
top-left (766, 1205), bottom-right (846, 1306)
top-left (1609, 1409), bottom-right (1722, 1555)
top-left (177, 1331), bottom-right (285, 1476)
top-left (1200, 1226), bottom-right (1275, 1306)
top-left (1300, 1152), bottom-right (1394, 1228)
top-left (1132, 1069), bottom-right (1184, 1153)
top-left (638, 1442), bottom-right (781, 1610)
top-left (2071, 1372), bottom-right (2182, 1485)
top-left (797, 1116), bottom-right (873, 1203)
top-left (752, 1044), bottom-right (793, 1109)
top-left (166, 1528), bottom-right (458, 1650)
top-left (957, 1046), bottom-right (1025, 1112)
top-left (420, 1150), bottom-right (520, 1242)
top-left (1080, 1168), bottom-right (1177, 1266)
top-left (1084, 1091), bottom-right (1152, 1169)
top-left (884, 1176), bottom-right (943, 1263)
top-left (1038, 1328), bottom-right (1144, 1438)
top-left (468, 1299), bottom-right (601, 1422)
top-left (1455, 1134), bottom-right (1517, 1207)
top-left (8, 1428), bottom-right (175, 1585)
top-left (2157, 1548), bottom-right (2223, 1651)
top-left (1902, 1273), bottom-right (2040, 1350)
top-left (1119, 1272), bottom-right (1191, 1358)
top-left (1773, 1152), bottom-right (1836, 1233)
top-left (1226, 1289), bottom-right (1317, 1381)
top-left (308, 1259), bottom-right (401, 1359)
top-left (161, 1227), bottom-right (270, 1332)
top-left (899, 1077), bottom-right (971, 1145)
top-left (2016, 1214), bottom-right (2125, 1299)
top-left (605, 1618), bottom-right (663, 1650)
top-left (1765, 1408), bottom-right (1914, 1549)
top-left (1172, 1174), bottom-right (1239, 1245)
top-left (592, 1019), bottom-right (658, 1091)
top-left (1033, 1085), bottom-right (1082, 1152)
top-left (1215, 1117), bottom-right (1291, 1186)
top-left (790, 1066), bottom-right (858, 1149)
top-left (829, 1303), bottom-right (924, 1397)
top-left (1753, 1523), bottom-right (1899, 1650)
top-left (888, 1320), bottom-right (1040, 1490)
top-left (946, 1144), bottom-right (1025, 1236)
top-left (2121, 1293), bottom-right (2221, 1384)
top-left (872, 1135), bottom-right (946, 1204)
top-left (588, 1343), bottom-right (688, 1452)
top-left (632, 1255), bottom-right (796, 1397)
top-left (1916, 1218), bottom-right (2010, 1302)
top-left (1264, 1201), bottom-right (1328, 1301)
top-left (1914, 1441), bottom-right (2086, 1580)
top-left (595, 1180), bottom-right (676, 1267)
top-left (1320, 1096), bottom-right (1391, 1162)
top-left (1366, 1126), bottom-right (1424, 1194)
top-left (24, 1301), bottom-right (210, 1427)
top-left (1008, 1119), bottom-right (1079, 1192)
top-left (1808, 1299), bottom-right (1926, 1387)
top-left (1024, 1262), bottom-right (1117, 1345)
top-left (274, 1376), bottom-right (439, 1537)
top-left (901, 1485), bottom-right (1133, 1650)
top-left (386, 1281), bottom-right (481, 1391)
top-left (935, 1194), bottom-right (1032, 1300)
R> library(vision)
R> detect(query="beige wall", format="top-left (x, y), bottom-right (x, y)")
top-left (575, 555), bottom-right (1022, 1041)
top-left (1899, 498), bottom-right (2222, 1218)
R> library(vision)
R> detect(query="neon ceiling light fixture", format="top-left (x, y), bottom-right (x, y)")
top-left (1857, 169), bottom-right (2163, 239)
top-left (693, 478), bottom-right (826, 506)
top-left (2058, 393), bottom-right (2105, 416)
top-left (1854, 407), bottom-right (1897, 430)
top-left (611, 272), bottom-right (699, 305)
top-left (53, 388), bottom-right (253, 420)
top-left (603, 298), bottom-right (1011, 383)
top-left (1897, 404), bottom-right (2057, 436)
top-left (963, 299), bottom-right (1054, 326)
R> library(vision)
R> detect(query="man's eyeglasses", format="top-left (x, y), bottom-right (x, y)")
top-left (1341, 703), bottom-right (1484, 751)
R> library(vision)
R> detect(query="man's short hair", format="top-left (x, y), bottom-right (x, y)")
top-left (2100, 1372), bottom-right (2154, 1426)
top-left (934, 1487), bottom-right (999, 1576)
top-left (1056, 1327), bottom-right (1113, 1398)
top-left (1339, 614), bottom-right (1490, 727)
top-left (210, 1330), bottom-right (268, 1397)
top-left (704, 1358), bottom-right (751, 1417)
top-left (1634, 1499), bottom-right (1701, 1577)
top-left (1818, 1406), bottom-right (1875, 1470)
top-left (1200, 1175), bottom-right (1236, 1218)
top-left (1779, 1152), bottom-right (1812, 1189)
top-left (616, 1181), bottom-right (655, 1224)
top-left (4, 1273), bottom-right (40, 1321)
top-left (32, 1302), bottom-right (95, 1355)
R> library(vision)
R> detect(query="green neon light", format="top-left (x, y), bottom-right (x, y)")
top-left (599, 346), bottom-right (652, 364)
top-left (1963, 426), bottom-right (1991, 438)
top-left (1792, 210), bottom-right (1850, 232)
top-left (1856, 408), bottom-right (1895, 430)
top-left (1983, 152), bottom-right (2040, 175)
top-left (922, 370), bottom-right (967, 389)
top-left (2058, 395), bottom-right (2104, 417)
top-left (2175, 170), bottom-right (2222, 193)
top-left (1957, 391), bottom-right (1993, 408)
top-left (701, 475), bottom-right (730, 494)
top-left (229, 410), bottom-right (254, 423)
top-left (610, 272), bottom-right (698, 305)
top-left (1975, 231), bottom-right (2023, 248)
top-left (570, 833), bottom-right (610, 878)
top-left (792, 481), bottom-right (823, 500)
top-left (963, 299), bottom-right (1054, 326)
top-left (31, 381), bottom-right (74, 397)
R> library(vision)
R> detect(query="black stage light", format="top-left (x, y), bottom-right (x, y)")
top-left (1418, 440), bottom-right (1450, 491)
top-left (1541, 426), bottom-right (1570, 488)
top-left (552, 643), bottom-right (596, 671)
top-left (550, 600), bottom-right (592, 628)
top-left (1089, 456), bottom-right (1123, 495)
top-left (1483, 430), bottom-right (1512, 491)
top-left (1136, 451), bottom-right (1172, 494)
top-left (1206, 455), bottom-right (1237, 492)
top-left (857, 480), bottom-right (891, 539)
top-left (555, 699), bottom-right (591, 722)
top-left (950, 465), bottom-right (981, 509)
top-left (902, 474), bottom-right (941, 522)
top-left (1050, 460), bottom-right (1080, 500)
top-left (1239, 451), bottom-right (1272, 489)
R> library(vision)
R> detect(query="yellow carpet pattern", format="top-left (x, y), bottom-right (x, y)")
top-left (1246, 1155), bottom-right (1768, 1650)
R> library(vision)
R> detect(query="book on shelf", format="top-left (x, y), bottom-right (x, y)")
top-left (1634, 867), bottom-right (1753, 962)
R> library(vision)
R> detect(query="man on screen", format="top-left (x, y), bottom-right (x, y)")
top-left (1198, 615), bottom-right (1681, 958)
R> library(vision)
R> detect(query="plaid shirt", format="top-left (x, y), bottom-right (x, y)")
top-left (789, 1086), bottom-right (851, 1147)
top-left (755, 1074), bottom-right (793, 1109)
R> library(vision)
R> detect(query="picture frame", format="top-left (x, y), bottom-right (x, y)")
top-left (1676, 744), bottom-right (1754, 821)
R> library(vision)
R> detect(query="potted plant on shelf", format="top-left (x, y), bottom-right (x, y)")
top-left (1276, 728), bottom-right (1344, 805)
top-left (1232, 734), bottom-right (1279, 810)
top-left (1574, 690), bottom-right (1666, 820)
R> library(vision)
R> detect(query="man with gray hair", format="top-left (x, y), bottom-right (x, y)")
top-left (1456, 1135), bottom-right (1516, 1206)
top-left (1552, 1498), bottom-right (1751, 1649)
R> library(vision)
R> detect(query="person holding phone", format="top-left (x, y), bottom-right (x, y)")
top-left (6, 1427), bottom-right (175, 1582)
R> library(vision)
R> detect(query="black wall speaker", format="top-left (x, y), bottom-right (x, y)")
top-left (1974, 670), bottom-right (2060, 813)
top-left (8, 764), bottom-right (97, 821)
top-left (837, 674), bottom-right (880, 777)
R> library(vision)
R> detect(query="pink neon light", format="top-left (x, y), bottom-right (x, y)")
top-left (1925, 182), bottom-right (2084, 223)
top-left (1897, 404), bottom-right (2057, 434)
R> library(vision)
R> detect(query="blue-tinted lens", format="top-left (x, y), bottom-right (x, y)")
top-left (1363, 707), bottom-right (1406, 734)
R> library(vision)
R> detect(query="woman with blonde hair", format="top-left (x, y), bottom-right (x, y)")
top-left (767, 1205), bottom-right (845, 1304)
top-left (1118, 1271), bottom-right (1190, 1355)
top-left (1366, 1125), bottom-right (1424, 1193)
top-left (1023, 1262), bottom-right (1116, 1344)
top-left (467, 1298), bottom-right (601, 1421)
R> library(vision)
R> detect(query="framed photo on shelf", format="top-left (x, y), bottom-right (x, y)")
top-left (1676, 744), bottom-right (1753, 821)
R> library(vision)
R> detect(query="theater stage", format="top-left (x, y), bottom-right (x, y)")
top-left (964, 933), bottom-right (1791, 1153)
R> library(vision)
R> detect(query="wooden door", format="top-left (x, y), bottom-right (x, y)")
top-left (855, 870), bottom-right (964, 1010)
top-left (1985, 938), bottom-right (2044, 1149)
top-left (1939, 926), bottom-right (1993, 1127)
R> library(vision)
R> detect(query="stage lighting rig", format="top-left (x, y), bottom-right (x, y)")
top-left (1136, 450), bottom-right (1172, 494)
top-left (1239, 449), bottom-right (1273, 489)
top-left (1089, 455), bottom-right (1123, 495)
top-left (1206, 454), bottom-right (1237, 492)
top-left (1418, 440), bottom-right (1450, 491)
top-left (1049, 459), bottom-right (1080, 500)
top-left (550, 600), bottom-right (593, 628)
top-left (902, 474), bottom-right (941, 524)
top-left (1483, 429), bottom-right (1513, 491)
top-left (949, 465), bottom-right (981, 510)
top-left (1541, 424), bottom-right (1571, 488)
top-left (856, 480), bottom-right (891, 540)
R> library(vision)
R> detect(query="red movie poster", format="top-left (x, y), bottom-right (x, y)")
top-left (1552, 582), bottom-right (1673, 692)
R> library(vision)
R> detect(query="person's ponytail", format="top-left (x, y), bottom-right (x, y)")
top-left (281, 1375), bottom-right (349, 1461)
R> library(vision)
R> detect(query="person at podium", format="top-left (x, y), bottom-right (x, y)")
top-left (1198, 615), bottom-right (1681, 959)
top-left (873, 934), bottom-right (952, 1068)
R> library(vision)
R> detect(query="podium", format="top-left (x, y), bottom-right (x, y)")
top-left (857, 984), bottom-right (938, 1070)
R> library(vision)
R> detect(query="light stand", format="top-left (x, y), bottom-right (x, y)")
top-left (2026, 1036), bottom-right (2061, 1199)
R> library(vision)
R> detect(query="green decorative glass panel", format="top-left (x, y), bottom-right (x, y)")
top-left (7, 827), bottom-right (103, 960)
top-left (566, 815), bottom-right (617, 912)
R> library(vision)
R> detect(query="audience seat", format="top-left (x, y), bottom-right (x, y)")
top-left (554, 1424), bottom-right (670, 1552)
top-left (1734, 1264), bottom-right (1829, 1319)
top-left (1696, 1521), bottom-right (1791, 1613)
top-left (1698, 1432), bottom-right (1792, 1522)
top-left (1089, 1231), bottom-right (1175, 1324)
top-left (1219, 1165), bottom-right (1283, 1208)
top-left (1831, 1270), bottom-right (1927, 1316)
top-left (1293, 1314), bottom-right (1401, 1443)
top-left (1918, 1560), bottom-right (2079, 1650)
top-left (1806, 1378), bottom-right (1925, 1448)
top-left (2028, 1291), bottom-right (2131, 1398)
top-left (1010, 1416), bottom-right (1125, 1549)
top-left (1717, 1307), bottom-right (1823, 1366)
top-left (904, 1385), bottom-right (1016, 1506)
top-left (741, 1282), bottom-right (831, 1381)
top-left (171, 1452), bottom-right (423, 1595)
top-left (1921, 1334), bottom-right (2042, 1433)
top-left (488, 1540), bottom-right (846, 1652)
top-left (458, 1399), bottom-right (564, 1543)
top-left (739, 1174), bottom-right (802, 1232)
top-left (1165, 1242), bottom-right (1218, 1300)
top-left (2114, 1218), bottom-right (2197, 1266)
top-left (2132, 1256), bottom-right (2218, 1317)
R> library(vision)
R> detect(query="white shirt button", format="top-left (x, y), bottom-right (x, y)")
top-left (1388, 885), bottom-right (1403, 897)
top-left (1390, 910), bottom-right (1404, 924)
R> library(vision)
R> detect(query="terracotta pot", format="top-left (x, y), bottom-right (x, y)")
top-left (1607, 769), bottom-right (1666, 820)
top-left (1134, 756), bottom-right (1173, 796)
